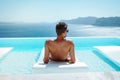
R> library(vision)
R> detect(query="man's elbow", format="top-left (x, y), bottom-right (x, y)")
top-left (72, 58), bottom-right (76, 63)
top-left (44, 61), bottom-right (48, 64)
top-left (72, 60), bottom-right (76, 63)
top-left (43, 59), bottom-right (49, 64)
top-left (69, 59), bottom-right (76, 64)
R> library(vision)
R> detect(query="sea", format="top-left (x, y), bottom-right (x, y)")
top-left (0, 23), bottom-right (120, 37)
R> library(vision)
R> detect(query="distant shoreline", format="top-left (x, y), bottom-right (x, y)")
top-left (0, 16), bottom-right (120, 27)
top-left (61, 16), bottom-right (120, 26)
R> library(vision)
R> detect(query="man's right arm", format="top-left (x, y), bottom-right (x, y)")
top-left (69, 41), bottom-right (75, 63)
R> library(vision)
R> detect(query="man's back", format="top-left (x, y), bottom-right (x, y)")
top-left (44, 39), bottom-right (75, 63)
top-left (46, 39), bottom-right (73, 61)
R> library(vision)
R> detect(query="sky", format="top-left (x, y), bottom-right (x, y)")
top-left (0, 0), bottom-right (120, 23)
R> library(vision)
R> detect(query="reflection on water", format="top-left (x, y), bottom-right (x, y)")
top-left (68, 24), bottom-right (120, 37)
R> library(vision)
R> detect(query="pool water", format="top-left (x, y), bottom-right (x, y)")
top-left (0, 37), bottom-right (120, 74)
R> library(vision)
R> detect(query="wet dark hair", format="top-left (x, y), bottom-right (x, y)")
top-left (56, 22), bottom-right (68, 36)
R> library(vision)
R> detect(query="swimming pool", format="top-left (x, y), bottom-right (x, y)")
top-left (0, 37), bottom-right (120, 74)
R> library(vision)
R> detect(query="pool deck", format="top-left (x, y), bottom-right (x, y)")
top-left (0, 47), bottom-right (13, 59)
top-left (0, 72), bottom-right (120, 80)
top-left (95, 46), bottom-right (120, 66)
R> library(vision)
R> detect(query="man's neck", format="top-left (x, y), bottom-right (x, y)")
top-left (55, 36), bottom-right (65, 41)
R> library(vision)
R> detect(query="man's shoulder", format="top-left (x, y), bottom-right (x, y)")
top-left (46, 39), bottom-right (53, 42)
top-left (45, 39), bottom-right (53, 44)
top-left (66, 40), bottom-right (74, 45)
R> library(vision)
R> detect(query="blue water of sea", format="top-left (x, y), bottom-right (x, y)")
top-left (0, 23), bottom-right (120, 37)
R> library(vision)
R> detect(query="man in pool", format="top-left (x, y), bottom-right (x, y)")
top-left (43, 22), bottom-right (75, 64)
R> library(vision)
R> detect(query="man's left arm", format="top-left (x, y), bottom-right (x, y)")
top-left (43, 41), bottom-right (49, 64)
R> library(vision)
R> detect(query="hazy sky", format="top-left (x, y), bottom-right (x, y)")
top-left (0, 0), bottom-right (120, 22)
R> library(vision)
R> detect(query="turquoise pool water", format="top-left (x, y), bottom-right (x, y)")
top-left (0, 37), bottom-right (120, 74)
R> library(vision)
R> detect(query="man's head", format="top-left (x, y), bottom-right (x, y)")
top-left (56, 22), bottom-right (68, 37)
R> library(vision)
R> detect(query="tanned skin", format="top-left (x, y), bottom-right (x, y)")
top-left (44, 30), bottom-right (75, 64)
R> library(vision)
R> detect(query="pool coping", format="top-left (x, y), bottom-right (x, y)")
top-left (0, 72), bottom-right (120, 80)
